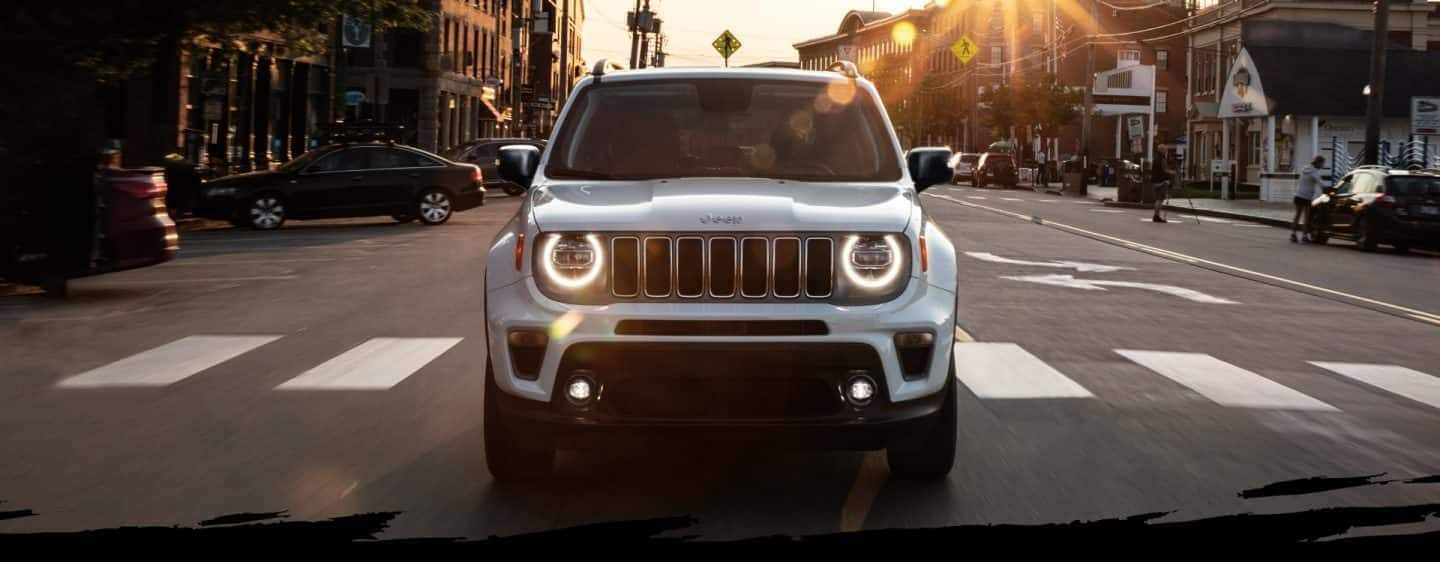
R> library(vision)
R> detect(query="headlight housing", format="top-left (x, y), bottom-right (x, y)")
top-left (840, 234), bottom-right (906, 294)
top-left (533, 233), bottom-right (609, 302)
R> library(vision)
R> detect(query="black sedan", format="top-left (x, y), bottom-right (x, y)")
top-left (194, 143), bottom-right (484, 229)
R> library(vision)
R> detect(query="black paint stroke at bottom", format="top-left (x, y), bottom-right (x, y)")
top-left (2, 504), bottom-right (1440, 551)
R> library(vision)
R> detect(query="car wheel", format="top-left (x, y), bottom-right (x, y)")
top-left (503, 184), bottom-right (525, 196)
top-left (247, 195), bottom-right (286, 230)
top-left (1354, 216), bottom-right (1378, 252)
top-left (484, 360), bottom-right (555, 482)
top-left (392, 213), bottom-right (416, 223)
top-left (886, 358), bottom-right (957, 479)
top-left (416, 189), bottom-right (453, 226)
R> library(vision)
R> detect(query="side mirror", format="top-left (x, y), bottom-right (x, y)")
top-left (497, 145), bottom-right (542, 190)
top-left (907, 147), bottom-right (954, 192)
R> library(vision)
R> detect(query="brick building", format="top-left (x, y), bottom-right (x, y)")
top-left (795, 1), bottom-right (1190, 166)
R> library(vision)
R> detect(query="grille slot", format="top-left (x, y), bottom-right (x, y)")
top-left (643, 237), bottom-right (672, 297)
top-left (611, 237), bottom-right (641, 297)
top-left (608, 234), bottom-right (833, 301)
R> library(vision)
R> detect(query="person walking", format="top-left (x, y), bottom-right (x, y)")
top-left (1292, 156), bottom-right (1326, 243)
top-left (1150, 158), bottom-right (1173, 223)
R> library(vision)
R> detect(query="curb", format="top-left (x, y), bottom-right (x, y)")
top-left (1100, 200), bottom-right (1290, 228)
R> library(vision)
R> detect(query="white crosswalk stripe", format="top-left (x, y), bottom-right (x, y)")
top-left (57, 335), bottom-right (282, 388)
top-left (953, 343), bottom-right (1094, 399)
top-left (275, 337), bottom-right (463, 390)
top-left (1116, 350), bottom-right (1337, 411)
top-left (1311, 362), bottom-right (1440, 410)
top-left (1000, 197), bottom-right (1024, 201)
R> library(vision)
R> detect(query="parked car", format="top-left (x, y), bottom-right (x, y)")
top-left (1311, 167), bottom-right (1440, 252)
top-left (442, 138), bottom-right (547, 196)
top-left (949, 152), bottom-right (979, 183)
top-left (193, 143), bottom-right (484, 229)
top-left (1094, 158), bottom-right (1141, 186)
top-left (972, 152), bottom-right (1017, 188)
top-left (482, 63), bottom-right (959, 481)
top-left (1, 166), bottom-right (177, 297)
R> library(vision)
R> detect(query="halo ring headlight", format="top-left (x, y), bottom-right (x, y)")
top-left (541, 233), bottom-right (605, 289)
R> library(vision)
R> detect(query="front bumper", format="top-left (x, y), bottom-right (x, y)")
top-left (485, 275), bottom-right (957, 434)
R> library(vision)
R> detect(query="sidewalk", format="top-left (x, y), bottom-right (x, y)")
top-left (1075, 185), bottom-right (1294, 227)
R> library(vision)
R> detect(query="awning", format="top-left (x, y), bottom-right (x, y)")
top-left (478, 98), bottom-right (505, 122)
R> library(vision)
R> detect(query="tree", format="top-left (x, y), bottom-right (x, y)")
top-left (1021, 74), bottom-right (1083, 145)
top-left (1, 1), bottom-right (432, 282)
top-left (978, 83), bottom-right (1018, 138)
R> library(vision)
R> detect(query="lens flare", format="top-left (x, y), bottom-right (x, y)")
top-left (548, 311), bottom-right (584, 339)
top-left (892, 22), bottom-right (917, 47)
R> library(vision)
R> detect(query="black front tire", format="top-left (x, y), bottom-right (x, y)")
top-left (1355, 216), bottom-right (1379, 252)
top-left (416, 189), bottom-right (454, 226)
top-left (886, 361), bottom-right (957, 479)
top-left (247, 194), bottom-right (286, 230)
top-left (484, 361), bottom-right (555, 482)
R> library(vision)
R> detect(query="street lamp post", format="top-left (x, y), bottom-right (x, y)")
top-left (1362, 0), bottom-right (1389, 166)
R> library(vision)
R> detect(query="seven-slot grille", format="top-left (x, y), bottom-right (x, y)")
top-left (609, 235), bottom-right (834, 300)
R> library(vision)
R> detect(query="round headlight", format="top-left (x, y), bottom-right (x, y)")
top-left (541, 233), bottom-right (604, 289)
top-left (841, 234), bottom-right (903, 289)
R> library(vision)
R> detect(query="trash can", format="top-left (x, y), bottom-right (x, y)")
top-left (1117, 171), bottom-right (1154, 203)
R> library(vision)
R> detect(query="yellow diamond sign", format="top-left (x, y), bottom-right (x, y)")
top-left (950, 35), bottom-right (979, 64)
top-left (712, 29), bottom-right (742, 60)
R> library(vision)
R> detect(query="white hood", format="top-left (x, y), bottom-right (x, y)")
top-left (529, 179), bottom-right (914, 233)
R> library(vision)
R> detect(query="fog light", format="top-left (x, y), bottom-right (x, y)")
top-left (845, 371), bottom-right (876, 407)
top-left (565, 371), bottom-right (596, 405)
top-left (508, 330), bottom-right (548, 347)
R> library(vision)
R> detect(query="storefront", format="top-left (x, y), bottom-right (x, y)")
top-left (1214, 46), bottom-right (1440, 202)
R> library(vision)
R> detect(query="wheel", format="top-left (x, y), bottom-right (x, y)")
top-left (886, 358), bottom-right (957, 479)
top-left (502, 184), bottom-right (525, 196)
top-left (247, 194), bottom-right (286, 230)
top-left (416, 189), bottom-right (454, 226)
top-left (484, 360), bottom-right (555, 482)
top-left (41, 277), bottom-right (68, 299)
top-left (391, 213), bottom-right (416, 223)
top-left (1354, 216), bottom-right (1378, 252)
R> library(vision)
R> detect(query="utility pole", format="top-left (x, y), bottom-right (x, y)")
top-left (629, 0), bottom-right (642, 69)
top-left (1080, 0), bottom-right (1097, 172)
top-left (638, 0), bottom-right (653, 68)
top-left (1362, 0), bottom-right (1389, 165)
top-left (560, 0), bottom-right (571, 96)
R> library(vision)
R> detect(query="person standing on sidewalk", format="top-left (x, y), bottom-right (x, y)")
top-left (1150, 158), bottom-right (1173, 223)
top-left (1292, 156), bottom-right (1326, 243)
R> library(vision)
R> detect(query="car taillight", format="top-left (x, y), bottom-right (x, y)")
top-left (110, 176), bottom-right (167, 198)
top-left (471, 167), bottom-right (483, 183)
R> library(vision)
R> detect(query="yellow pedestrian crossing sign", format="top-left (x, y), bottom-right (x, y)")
top-left (950, 35), bottom-right (979, 64)
top-left (712, 30), bottom-right (742, 66)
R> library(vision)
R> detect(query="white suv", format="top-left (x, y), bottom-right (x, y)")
top-left (484, 63), bottom-right (959, 480)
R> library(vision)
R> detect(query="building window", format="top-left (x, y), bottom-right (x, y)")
top-left (1156, 49), bottom-right (1169, 70)
top-left (1156, 91), bottom-right (1168, 113)
top-left (1248, 131), bottom-right (1261, 164)
top-left (1118, 49), bottom-right (1140, 66)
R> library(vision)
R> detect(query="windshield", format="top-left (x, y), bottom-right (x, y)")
top-left (1386, 176), bottom-right (1440, 196)
top-left (545, 78), bottom-right (901, 182)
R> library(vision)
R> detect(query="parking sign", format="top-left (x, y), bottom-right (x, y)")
top-left (1414, 97), bottom-right (1440, 135)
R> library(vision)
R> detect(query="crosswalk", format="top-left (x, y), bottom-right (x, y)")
top-left (51, 335), bottom-right (1440, 417)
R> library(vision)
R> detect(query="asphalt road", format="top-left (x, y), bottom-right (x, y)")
top-left (3, 187), bottom-right (1440, 540)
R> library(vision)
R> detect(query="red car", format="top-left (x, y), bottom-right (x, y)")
top-left (1, 166), bottom-right (177, 297)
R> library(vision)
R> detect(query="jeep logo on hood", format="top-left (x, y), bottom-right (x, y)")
top-left (700, 214), bottom-right (743, 225)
